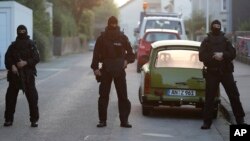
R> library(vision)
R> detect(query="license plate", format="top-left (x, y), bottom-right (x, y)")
top-left (167, 89), bottom-right (196, 96)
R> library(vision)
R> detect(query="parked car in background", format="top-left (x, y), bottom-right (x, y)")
top-left (88, 40), bottom-right (96, 51)
top-left (138, 40), bottom-right (220, 117)
top-left (139, 16), bottom-right (187, 40)
top-left (137, 29), bottom-right (180, 72)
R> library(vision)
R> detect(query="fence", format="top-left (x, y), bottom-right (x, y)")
top-left (234, 31), bottom-right (250, 64)
top-left (53, 37), bottom-right (84, 56)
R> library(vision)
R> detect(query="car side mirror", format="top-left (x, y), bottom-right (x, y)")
top-left (134, 27), bottom-right (140, 35)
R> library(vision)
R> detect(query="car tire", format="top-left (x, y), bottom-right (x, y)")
top-left (142, 105), bottom-right (152, 116)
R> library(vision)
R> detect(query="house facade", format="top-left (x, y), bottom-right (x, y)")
top-left (191, 0), bottom-right (250, 33)
top-left (191, 0), bottom-right (228, 32)
top-left (231, 0), bottom-right (250, 32)
top-left (119, 0), bottom-right (143, 44)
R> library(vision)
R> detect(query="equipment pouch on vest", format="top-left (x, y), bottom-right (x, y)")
top-left (103, 58), bottom-right (124, 76)
top-left (202, 66), bottom-right (207, 78)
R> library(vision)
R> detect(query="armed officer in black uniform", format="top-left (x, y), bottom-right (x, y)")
top-left (4, 25), bottom-right (40, 127)
top-left (91, 16), bottom-right (135, 128)
top-left (199, 20), bottom-right (246, 129)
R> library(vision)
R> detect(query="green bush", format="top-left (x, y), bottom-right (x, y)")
top-left (239, 20), bottom-right (250, 31)
top-left (53, 7), bottom-right (78, 37)
top-left (34, 29), bottom-right (52, 61)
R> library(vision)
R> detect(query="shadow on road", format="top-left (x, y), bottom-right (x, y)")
top-left (142, 106), bottom-right (203, 119)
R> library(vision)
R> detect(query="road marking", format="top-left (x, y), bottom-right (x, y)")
top-left (142, 133), bottom-right (174, 138)
top-left (83, 135), bottom-right (90, 141)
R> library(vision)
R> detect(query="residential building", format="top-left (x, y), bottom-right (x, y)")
top-left (230, 0), bottom-right (250, 32)
top-left (119, 0), bottom-right (143, 43)
top-left (191, 0), bottom-right (250, 33)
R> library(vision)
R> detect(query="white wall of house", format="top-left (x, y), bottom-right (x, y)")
top-left (191, 0), bottom-right (228, 32)
top-left (161, 0), bottom-right (191, 20)
top-left (0, 1), bottom-right (33, 70)
top-left (119, 0), bottom-right (143, 44)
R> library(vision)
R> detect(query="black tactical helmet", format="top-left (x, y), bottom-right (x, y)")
top-left (17, 24), bottom-right (27, 34)
top-left (108, 16), bottom-right (118, 26)
top-left (210, 20), bottom-right (221, 35)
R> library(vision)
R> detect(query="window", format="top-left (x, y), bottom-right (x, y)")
top-left (221, 0), bottom-right (227, 11)
top-left (145, 32), bottom-right (178, 43)
top-left (145, 20), bottom-right (183, 34)
top-left (223, 27), bottom-right (227, 33)
top-left (155, 49), bottom-right (203, 69)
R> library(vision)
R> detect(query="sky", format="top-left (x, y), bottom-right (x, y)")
top-left (113, 0), bottom-right (129, 7)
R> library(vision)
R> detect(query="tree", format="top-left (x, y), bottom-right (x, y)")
top-left (50, 0), bottom-right (103, 37)
top-left (16, 0), bottom-right (52, 61)
top-left (52, 0), bottom-right (102, 26)
top-left (185, 10), bottom-right (206, 40)
top-left (238, 20), bottom-right (250, 31)
top-left (79, 10), bottom-right (95, 40)
top-left (16, 0), bottom-right (51, 36)
top-left (93, 0), bottom-right (119, 37)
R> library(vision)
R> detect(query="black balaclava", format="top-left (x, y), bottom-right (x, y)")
top-left (210, 20), bottom-right (221, 35)
top-left (107, 16), bottom-right (118, 30)
top-left (17, 24), bottom-right (28, 39)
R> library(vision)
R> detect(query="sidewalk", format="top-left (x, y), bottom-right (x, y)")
top-left (219, 61), bottom-right (250, 124)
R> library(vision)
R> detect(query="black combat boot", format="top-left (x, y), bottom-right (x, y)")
top-left (97, 121), bottom-right (106, 128)
top-left (3, 121), bottom-right (13, 127)
top-left (31, 122), bottom-right (38, 127)
top-left (201, 120), bottom-right (212, 130)
top-left (236, 117), bottom-right (247, 125)
top-left (120, 122), bottom-right (132, 128)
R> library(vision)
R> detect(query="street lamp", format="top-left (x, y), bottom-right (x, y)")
top-left (206, 0), bottom-right (209, 33)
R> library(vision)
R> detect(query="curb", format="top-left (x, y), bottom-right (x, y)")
top-left (219, 96), bottom-right (236, 124)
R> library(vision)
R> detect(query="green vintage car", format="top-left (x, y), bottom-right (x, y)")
top-left (138, 40), bottom-right (220, 117)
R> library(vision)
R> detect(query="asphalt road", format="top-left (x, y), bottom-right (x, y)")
top-left (0, 52), bottom-right (230, 141)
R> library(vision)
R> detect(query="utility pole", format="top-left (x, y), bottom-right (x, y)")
top-left (206, 0), bottom-right (209, 33)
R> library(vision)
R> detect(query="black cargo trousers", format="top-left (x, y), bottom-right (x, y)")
top-left (5, 71), bottom-right (39, 123)
top-left (98, 69), bottom-right (131, 123)
top-left (203, 71), bottom-right (245, 122)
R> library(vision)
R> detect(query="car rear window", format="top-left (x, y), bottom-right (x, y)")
top-left (145, 20), bottom-right (182, 34)
top-left (155, 49), bottom-right (203, 69)
top-left (145, 32), bottom-right (178, 42)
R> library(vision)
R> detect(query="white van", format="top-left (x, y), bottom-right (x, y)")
top-left (139, 16), bottom-right (187, 40)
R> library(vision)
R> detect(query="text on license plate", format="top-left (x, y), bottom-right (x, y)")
top-left (167, 89), bottom-right (196, 96)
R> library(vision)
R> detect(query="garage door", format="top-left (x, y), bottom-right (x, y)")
top-left (0, 8), bottom-right (10, 70)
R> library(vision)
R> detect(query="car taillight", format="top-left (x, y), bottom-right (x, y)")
top-left (144, 73), bottom-right (151, 94)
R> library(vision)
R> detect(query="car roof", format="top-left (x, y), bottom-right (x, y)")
top-left (152, 40), bottom-right (201, 49)
top-left (145, 29), bottom-right (179, 34)
top-left (143, 16), bottom-right (182, 21)
top-left (142, 12), bottom-right (182, 18)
